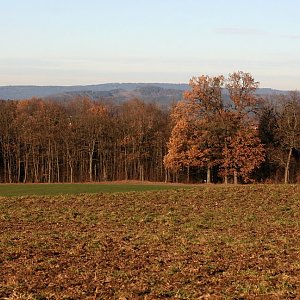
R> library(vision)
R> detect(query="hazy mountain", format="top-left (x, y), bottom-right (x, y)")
top-left (47, 86), bottom-right (185, 105)
top-left (0, 83), bottom-right (288, 104)
top-left (0, 83), bottom-right (188, 100)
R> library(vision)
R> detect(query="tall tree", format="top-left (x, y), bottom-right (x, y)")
top-left (165, 71), bottom-right (265, 184)
top-left (220, 128), bottom-right (265, 183)
top-left (165, 75), bottom-right (224, 183)
top-left (257, 99), bottom-right (281, 182)
top-left (223, 71), bottom-right (264, 183)
top-left (276, 92), bottom-right (300, 183)
top-left (118, 98), bottom-right (169, 182)
top-left (0, 101), bottom-right (18, 182)
top-left (226, 71), bottom-right (260, 114)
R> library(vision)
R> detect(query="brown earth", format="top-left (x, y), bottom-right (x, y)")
top-left (1, 185), bottom-right (300, 299)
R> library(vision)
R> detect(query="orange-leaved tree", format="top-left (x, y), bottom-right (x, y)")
top-left (164, 75), bottom-right (224, 183)
top-left (221, 71), bottom-right (265, 183)
top-left (226, 71), bottom-right (260, 114)
top-left (165, 71), bottom-right (265, 184)
top-left (220, 128), bottom-right (265, 183)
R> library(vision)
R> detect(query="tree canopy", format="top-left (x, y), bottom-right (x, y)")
top-left (0, 71), bottom-right (299, 184)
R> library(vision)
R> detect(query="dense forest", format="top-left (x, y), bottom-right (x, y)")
top-left (0, 71), bottom-right (300, 184)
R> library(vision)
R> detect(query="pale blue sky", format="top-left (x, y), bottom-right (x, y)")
top-left (0, 0), bottom-right (299, 89)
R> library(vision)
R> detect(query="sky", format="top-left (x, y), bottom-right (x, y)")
top-left (0, 0), bottom-right (300, 90)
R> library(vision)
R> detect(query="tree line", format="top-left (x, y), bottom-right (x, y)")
top-left (0, 71), bottom-right (300, 184)
top-left (0, 98), bottom-right (170, 183)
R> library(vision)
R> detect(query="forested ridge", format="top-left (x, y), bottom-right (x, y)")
top-left (0, 71), bottom-right (299, 184)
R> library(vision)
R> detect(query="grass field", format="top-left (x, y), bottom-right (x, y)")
top-left (1, 185), bottom-right (300, 299)
top-left (0, 182), bottom-right (188, 197)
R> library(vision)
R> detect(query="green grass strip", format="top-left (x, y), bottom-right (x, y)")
top-left (0, 183), bottom-right (187, 197)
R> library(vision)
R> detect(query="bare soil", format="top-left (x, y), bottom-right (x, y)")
top-left (1, 185), bottom-right (300, 299)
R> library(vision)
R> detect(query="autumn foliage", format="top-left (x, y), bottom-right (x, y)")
top-left (220, 128), bottom-right (265, 183)
top-left (0, 98), bottom-right (170, 183)
top-left (164, 71), bottom-right (265, 183)
top-left (1, 71), bottom-right (300, 183)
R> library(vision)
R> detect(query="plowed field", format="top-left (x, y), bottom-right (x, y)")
top-left (1, 185), bottom-right (300, 299)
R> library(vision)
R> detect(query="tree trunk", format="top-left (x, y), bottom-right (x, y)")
top-left (165, 169), bottom-right (169, 183)
top-left (224, 175), bottom-right (228, 184)
top-left (139, 163), bottom-right (144, 181)
top-left (234, 170), bottom-right (238, 184)
top-left (7, 158), bottom-right (12, 183)
top-left (56, 156), bottom-right (60, 183)
top-left (70, 164), bottom-right (73, 183)
top-left (207, 166), bottom-right (211, 183)
top-left (24, 153), bottom-right (28, 183)
top-left (124, 147), bottom-right (128, 181)
top-left (102, 164), bottom-right (107, 181)
top-left (88, 141), bottom-right (95, 182)
top-left (285, 147), bottom-right (293, 184)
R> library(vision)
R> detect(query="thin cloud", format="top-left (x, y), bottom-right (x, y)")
top-left (216, 28), bottom-right (300, 40)
top-left (215, 27), bottom-right (265, 36)
top-left (281, 34), bottom-right (300, 39)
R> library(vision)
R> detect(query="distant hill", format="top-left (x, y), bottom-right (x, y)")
top-left (0, 83), bottom-right (288, 104)
top-left (0, 83), bottom-right (188, 100)
top-left (47, 86), bottom-right (186, 105)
